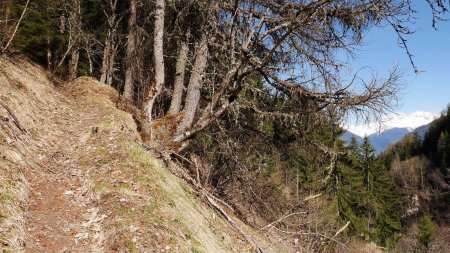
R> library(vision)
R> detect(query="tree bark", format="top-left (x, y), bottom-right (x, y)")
top-left (142, 0), bottom-right (165, 141)
top-left (46, 36), bottom-right (52, 71)
top-left (176, 34), bottom-right (208, 136)
top-left (123, 0), bottom-right (137, 99)
top-left (100, 32), bottom-right (111, 83)
top-left (100, 0), bottom-right (119, 85)
top-left (168, 33), bottom-right (189, 115)
top-left (2, 1), bottom-right (11, 33)
top-left (107, 44), bottom-right (118, 85)
top-left (67, 0), bottom-right (81, 80)
top-left (69, 46), bottom-right (79, 81)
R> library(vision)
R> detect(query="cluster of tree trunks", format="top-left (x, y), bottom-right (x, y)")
top-left (1, 0), bottom-right (448, 151)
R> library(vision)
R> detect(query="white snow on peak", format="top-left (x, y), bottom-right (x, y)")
top-left (344, 111), bottom-right (439, 137)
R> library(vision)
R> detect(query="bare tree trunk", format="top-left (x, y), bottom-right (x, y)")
top-left (107, 43), bottom-right (118, 85)
top-left (2, 0), bottom-right (30, 53)
top-left (123, 0), bottom-right (137, 99)
top-left (176, 35), bottom-right (208, 136)
top-left (100, 0), bottom-right (118, 84)
top-left (67, 0), bottom-right (81, 80)
top-left (85, 44), bottom-right (93, 75)
top-left (46, 36), bottom-right (52, 71)
top-left (100, 33), bottom-right (111, 83)
top-left (142, 0), bottom-right (165, 141)
top-left (172, 66), bottom-right (240, 145)
top-left (100, 33), bottom-right (118, 84)
top-left (1, 1), bottom-right (12, 45)
top-left (59, 15), bottom-right (65, 34)
top-left (168, 33), bottom-right (189, 115)
top-left (69, 47), bottom-right (79, 80)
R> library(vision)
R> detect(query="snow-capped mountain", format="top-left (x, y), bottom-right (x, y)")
top-left (344, 111), bottom-right (438, 137)
top-left (342, 111), bottom-right (438, 153)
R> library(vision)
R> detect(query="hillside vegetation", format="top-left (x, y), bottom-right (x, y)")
top-left (379, 110), bottom-right (450, 252)
top-left (0, 56), bottom-right (293, 252)
top-left (1, 0), bottom-right (450, 252)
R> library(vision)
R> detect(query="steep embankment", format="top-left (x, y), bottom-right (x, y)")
top-left (0, 56), bottom-right (287, 252)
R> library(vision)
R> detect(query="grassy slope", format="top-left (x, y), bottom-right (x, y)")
top-left (0, 56), bottom-right (69, 252)
top-left (0, 56), bottom-right (286, 252)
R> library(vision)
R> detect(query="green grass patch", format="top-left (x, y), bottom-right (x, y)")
top-left (0, 193), bottom-right (12, 203)
top-left (97, 159), bottom-right (110, 165)
top-left (144, 202), bottom-right (159, 224)
top-left (124, 236), bottom-right (138, 252)
top-left (89, 182), bottom-right (108, 193)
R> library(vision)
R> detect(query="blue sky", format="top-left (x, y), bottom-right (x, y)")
top-left (344, 1), bottom-right (450, 115)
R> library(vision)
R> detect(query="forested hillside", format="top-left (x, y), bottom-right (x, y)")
top-left (1, 0), bottom-right (449, 252)
top-left (379, 108), bottom-right (450, 252)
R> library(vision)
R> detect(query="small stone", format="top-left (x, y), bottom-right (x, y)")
top-left (64, 190), bottom-right (74, 196)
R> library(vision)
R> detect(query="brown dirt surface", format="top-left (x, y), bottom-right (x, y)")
top-left (1, 57), bottom-right (293, 253)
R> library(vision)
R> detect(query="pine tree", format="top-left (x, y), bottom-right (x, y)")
top-left (361, 137), bottom-right (401, 247)
top-left (334, 136), bottom-right (370, 238)
top-left (335, 136), bottom-right (401, 246)
top-left (418, 212), bottom-right (438, 248)
top-left (371, 162), bottom-right (401, 247)
top-left (361, 136), bottom-right (376, 191)
top-left (336, 159), bottom-right (369, 236)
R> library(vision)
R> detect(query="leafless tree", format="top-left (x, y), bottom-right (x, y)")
top-left (100, 0), bottom-right (122, 85)
top-left (1, 0), bottom-right (30, 53)
top-left (123, 0), bottom-right (137, 99)
top-left (123, 0), bottom-right (448, 151)
top-left (168, 30), bottom-right (190, 115)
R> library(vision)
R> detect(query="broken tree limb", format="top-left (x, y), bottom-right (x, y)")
top-left (303, 193), bottom-right (322, 202)
top-left (176, 164), bottom-right (263, 252)
top-left (261, 211), bottom-right (307, 230)
top-left (0, 98), bottom-right (26, 132)
top-left (137, 143), bottom-right (266, 253)
top-left (334, 221), bottom-right (350, 237)
top-left (205, 195), bottom-right (264, 253)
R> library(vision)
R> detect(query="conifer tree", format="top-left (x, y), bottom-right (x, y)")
top-left (361, 136), bottom-right (376, 191)
top-left (371, 162), bottom-right (401, 247)
top-left (335, 135), bottom-right (401, 246)
top-left (418, 212), bottom-right (438, 249)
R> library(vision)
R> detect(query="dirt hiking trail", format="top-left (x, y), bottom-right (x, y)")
top-left (25, 92), bottom-right (107, 252)
top-left (0, 57), bottom-right (291, 253)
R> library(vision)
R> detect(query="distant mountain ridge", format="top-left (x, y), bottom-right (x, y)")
top-left (345, 111), bottom-right (438, 137)
top-left (342, 111), bottom-right (438, 153)
top-left (342, 124), bottom-right (430, 153)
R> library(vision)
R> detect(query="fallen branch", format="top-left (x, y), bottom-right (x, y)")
top-left (303, 193), bottom-right (322, 202)
top-left (205, 194), bottom-right (264, 253)
top-left (0, 98), bottom-right (26, 132)
top-left (138, 143), bottom-right (266, 252)
top-left (182, 168), bottom-right (264, 252)
top-left (334, 221), bottom-right (350, 237)
top-left (320, 221), bottom-right (351, 253)
top-left (269, 226), bottom-right (348, 249)
top-left (209, 193), bottom-right (235, 212)
top-left (261, 211), bottom-right (307, 230)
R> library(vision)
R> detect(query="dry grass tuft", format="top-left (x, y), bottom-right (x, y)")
top-left (0, 56), bottom-right (292, 252)
top-left (0, 55), bottom-right (65, 252)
